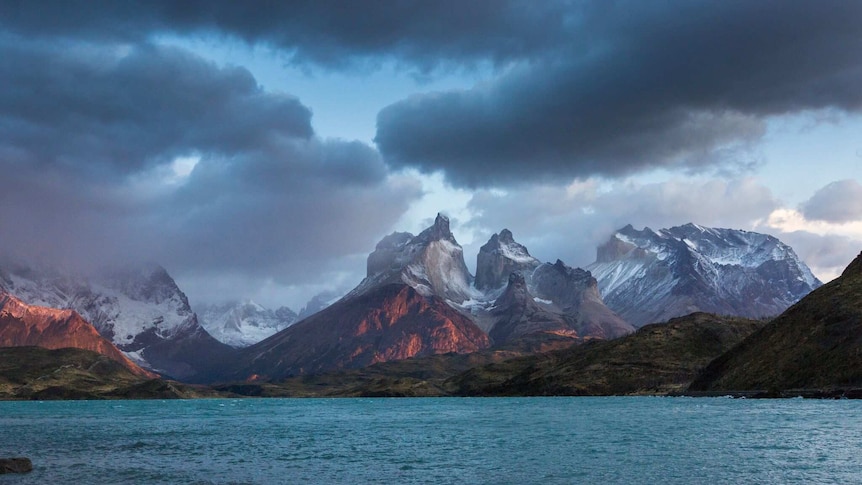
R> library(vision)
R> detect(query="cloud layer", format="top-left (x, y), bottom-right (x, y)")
top-left (1, 1), bottom-right (859, 307)
top-left (0, 1), bottom-right (572, 70)
top-left (0, 38), bottom-right (420, 307)
top-left (801, 179), bottom-right (862, 224)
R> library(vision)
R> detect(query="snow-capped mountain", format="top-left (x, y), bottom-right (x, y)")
top-left (587, 223), bottom-right (822, 327)
top-left (197, 301), bottom-right (297, 348)
top-left (0, 261), bottom-right (231, 380)
top-left (297, 292), bottom-right (339, 321)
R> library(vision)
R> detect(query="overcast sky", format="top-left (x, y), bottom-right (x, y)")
top-left (1, 1), bottom-right (861, 309)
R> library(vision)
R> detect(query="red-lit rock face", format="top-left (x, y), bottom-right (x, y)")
top-left (0, 292), bottom-right (155, 378)
top-left (230, 284), bottom-right (491, 380)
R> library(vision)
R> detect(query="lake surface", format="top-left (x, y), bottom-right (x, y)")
top-left (1, 397), bottom-right (860, 484)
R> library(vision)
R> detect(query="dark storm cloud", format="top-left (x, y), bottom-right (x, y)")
top-left (6, 1), bottom-right (860, 186)
top-left (801, 179), bottom-right (862, 224)
top-left (0, 0), bottom-right (574, 70)
top-left (0, 39), bottom-right (312, 178)
top-left (377, 1), bottom-right (862, 186)
top-left (0, 37), bottom-right (421, 292)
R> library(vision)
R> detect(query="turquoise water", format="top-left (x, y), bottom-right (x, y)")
top-left (0, 397), bottom-right (860, 484)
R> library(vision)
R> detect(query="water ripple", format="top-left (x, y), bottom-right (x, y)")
top-left (0, 397), bottom-right (860, 484)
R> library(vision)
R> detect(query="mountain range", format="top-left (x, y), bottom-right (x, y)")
top-left (0, 216), bottom-right (827, 388)
top-left (219, 214), bottom-right (636, 380)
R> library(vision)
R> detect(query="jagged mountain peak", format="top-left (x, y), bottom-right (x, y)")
top-left (416, 213), bottom-right (455, 243)
top-left (532, 260), bottom-right (596, 311)
top-left (487, 257), bottom-right (632, 345)
top-left (475, 228), bottom-right (540, 291)
top-left (99, 262), bottom-right (192, 309)
top-left (356, 213), bottom-right (474, 303)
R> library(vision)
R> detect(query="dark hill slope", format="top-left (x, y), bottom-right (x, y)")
top-left (221, 284), bottom-right (490, 381)
top-left (449, 313), bottom-right (764, 396)
top-left (690, 252), bottom-right (862, 392)
top-left (0, 347), bottom-right (216, 400)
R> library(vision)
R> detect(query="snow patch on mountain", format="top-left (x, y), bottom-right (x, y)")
top-left (197, 300), bottom-right (297, 348)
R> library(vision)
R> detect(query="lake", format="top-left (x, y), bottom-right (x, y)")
top-left (1, 397), bottom-right (860, 484)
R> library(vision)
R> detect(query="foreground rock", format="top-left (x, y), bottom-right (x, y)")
top-left (0, 457), bottom-right (32, 474)
top-left (689, 251), bottom-right (862, 393)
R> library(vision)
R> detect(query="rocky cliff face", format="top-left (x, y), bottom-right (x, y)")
top-left (488, 272), bottom-right (570, 344)
top-left (0, 291), bottom-right (154, 378)
top-left (689, 251), bottom-right (862, 393)
top-left (0, 262), bottom-right (232, 381)
top-left (475, 229), bottom-right (540, 291)
top-left (485, 260), bottom-right (633, 345)
top-left (352, 214), bottom-right (476, 304)
top-left (225, 283), bottom-right (490, 380)
top-left (587, 223), bottom-right (822, 327)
